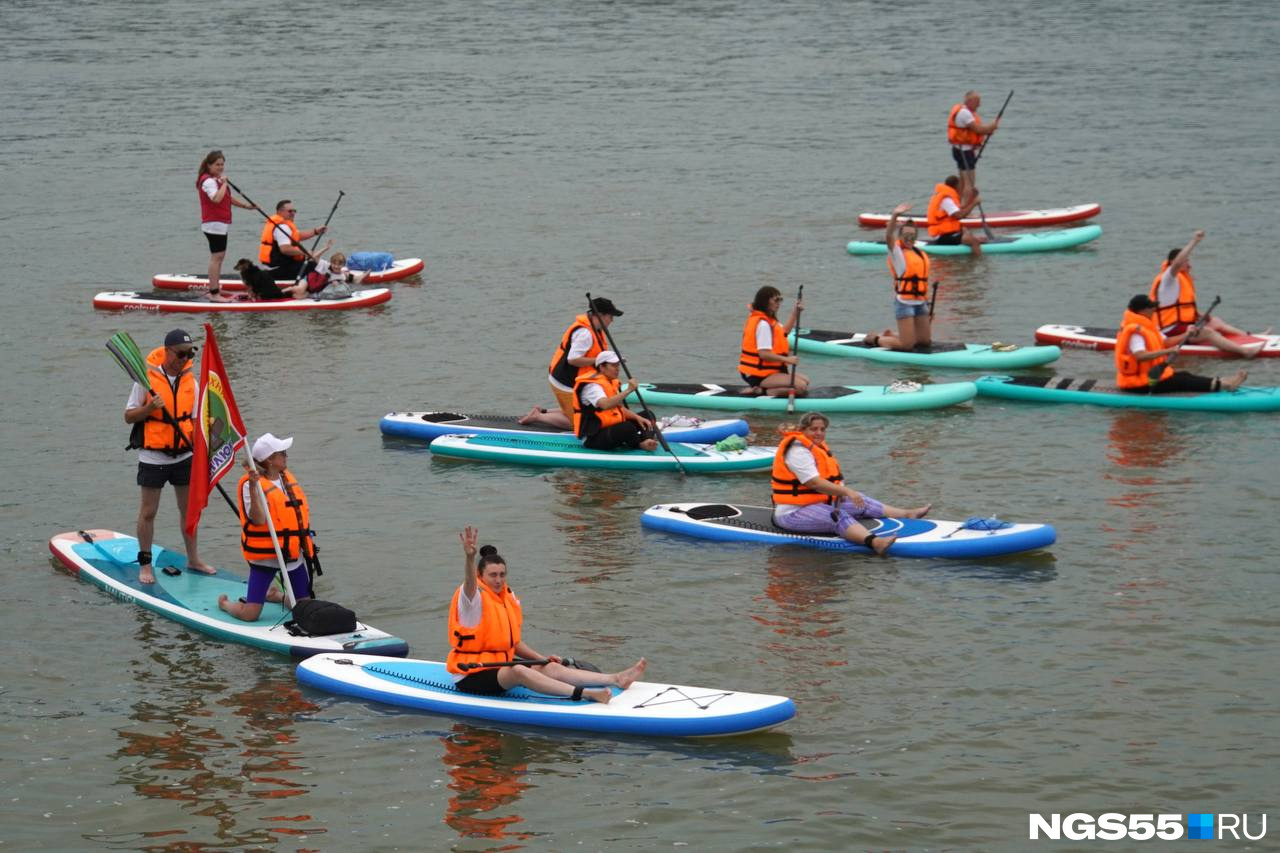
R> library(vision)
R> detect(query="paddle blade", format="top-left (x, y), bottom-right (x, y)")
top-left (106, 332), bottom-right (149, 387)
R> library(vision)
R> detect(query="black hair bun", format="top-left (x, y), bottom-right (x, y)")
top-left (478, 544), bottom-right (498, 557)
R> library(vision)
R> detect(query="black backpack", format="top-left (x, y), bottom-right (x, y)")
top-left (286, 599), bottom-right (357, 636)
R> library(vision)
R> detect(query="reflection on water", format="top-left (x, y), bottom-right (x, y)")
top-left (440, 723), bottom-right (535, 843)
top-left (753, 549), bottom-right (853, 678)
top-left (549, 470), bottom-right (632, 584)
top-left (1102, 410), bottom-right (1191, 553)
top-left (98, 615), bottom-right (324, 849)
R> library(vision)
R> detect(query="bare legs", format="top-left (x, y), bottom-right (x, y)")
top-left (755, 371), bottom-right (811, 397)
top-left (496, 657), bottom-right (648, 704)
top-left (874, 313), bottom-right (932, 352)
top-left (1191, 323), bottom-right (1264, 358)
top-left (517, 406), bottom-right (573, 429)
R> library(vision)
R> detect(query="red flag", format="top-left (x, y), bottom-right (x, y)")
top-left (185, 324), bottom-right (248, 536)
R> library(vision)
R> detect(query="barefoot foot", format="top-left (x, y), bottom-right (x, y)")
top-left (584, 687), bottom-right (613, 704)
top-left (907, 503), bottom-right (932, 519)
top-left (615, 657), bottom-right (647, 689)
top-left (187, 560), bottom-right (217, 575)
top-left (639, 439), bottom-right (659, 452)
top-left (1220, 370), bottom-right (1247, 392)
top-left (218, 594), bottom-right (233, 613)
top-left (871, 534), bottom-right (898, 556)
top-left (1242, 342), bottom-right (1264, 359)
top-left (139, 568), bottom-right (156, 584)
top-left (516, 406), bottom-right (545, 425)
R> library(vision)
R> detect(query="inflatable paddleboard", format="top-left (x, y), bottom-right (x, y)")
top-left (297, 653), bottom-right (795, 737)
top-left (92, 288), bottom-right (392, 313)
top-left (428, 434), bottom-right (775, 472)
top-left (626, 381), bottom-right (976, 413)
top-left (975, 375), bottom-right (1280, 412)
top-left (1035, 324), bottom-right (1280, 359)
top-left (641, 503), bottom-right (1055, 559)
top-left (380, 411), bottom-right (749, 445)
top-left (797, 330), bottom-right (1060, 369)
top-left (857, 203), bottom-right (1101, 229)
top-left (48, 530), bottom-right (409, 658)
top-left (152, 257), bottom-right (424, 291)
top-left (846, 225), bottom-right (1102, 256)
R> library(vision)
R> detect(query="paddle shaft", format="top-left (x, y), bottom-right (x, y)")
top-left (928, 279), bottom-right (942, 319)
top-left (294, 191), bottom-right (345, 285)
top-left (787, 285), bottom-right (803, 413)
top-left (972, 90), bottom-right (1013, 239)
top-left (457, 656), bottom-right (599, 672)
top-left (1149, 295), bottom-right (1221, 383)
top-left (585, 292), bottom-right (688, 476)
top-left (226, 179), bottom-right (320, 263)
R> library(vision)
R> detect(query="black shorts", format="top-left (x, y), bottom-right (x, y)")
top-left (1131, 370), bottom-right (1217, 394)
top-left (455, 667), bottom-right (505, 695)
top-left (137, 457), bottom-right (193, 488)
top-left (204, 232), bottom-right (228, 254)
top-left (740, 371), bottom-right (783, 388)
top-left (929, 231), bottom-right (963, 245)
top-left (951, 146), bottom-right (977, 171)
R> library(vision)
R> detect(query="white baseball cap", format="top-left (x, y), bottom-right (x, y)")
top-left (595, 350), bottom-right (621, 366)
top-left (252, 433), bottom-right (293, 462)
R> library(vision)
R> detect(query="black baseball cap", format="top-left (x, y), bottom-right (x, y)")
top-left (164, 329), bottom-right (197, 348)
top-left (590, 297), bottom-right (623, 317)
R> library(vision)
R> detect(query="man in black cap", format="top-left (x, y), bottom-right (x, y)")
top-left (123, 329), bottom-right (217, 583)
top-left (1115, 295), bottom-right (1246, 394)
top-left (519, 297), bottom-right (624, 429)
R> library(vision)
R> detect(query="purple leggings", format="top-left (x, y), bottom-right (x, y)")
top-left (246, 563), bottom-right (312, 604)
top-left (774, 494), bottom-right (886, 537)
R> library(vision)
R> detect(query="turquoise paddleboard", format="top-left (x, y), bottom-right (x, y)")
top-left (797, 330), bottom-right (1060, 369)
top-left (846, 225), bottom-right (1101, 256)
top-left (975, 375), bottom-right (1280, 412)
top-left (49, 530), bottom-right (409, 658)
top-left (626, 381), bottom-right (976, 413)
top-left (428, 434), bottom-right (774, 471)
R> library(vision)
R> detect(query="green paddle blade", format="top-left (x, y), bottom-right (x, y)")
top-left (106, 332), bottom-right (149, 387)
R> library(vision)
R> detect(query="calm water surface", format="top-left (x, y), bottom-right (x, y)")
top-left (3, 0), bottom-right (1278, 849)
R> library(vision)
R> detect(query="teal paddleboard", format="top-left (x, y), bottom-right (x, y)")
top-left (49, 529), bottom-right (409, 658)
top-left (428, 434), bottom-right (775, 471)
top-left (797, 330), bottom-right (1060, 369)
top-left (626, 381), bottom-right (976, 413)
top-left (975, 375), bottom-right (1280, 412)
top-left (846, 225), bottom-right (1102, 256)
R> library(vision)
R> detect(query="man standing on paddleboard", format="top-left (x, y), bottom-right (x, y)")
top-left (123, 329), bottom-right (217, 583)
top-left (947, 91), bottom-right (1000, 203)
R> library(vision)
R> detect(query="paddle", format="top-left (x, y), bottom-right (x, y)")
top-left (457, 657), bottom-right (601, 672)
top-left (107, 332), bottom-right (237, 514)
top-left (928, 279), bottom-right (942, 319)
top-left (225, 179), bottom-right (322, 264)
top-left (786, 285), bottom-right (804, 413)
top-left (971, 89), bottom-right (1014, 240)
top-left (585, 292), bottom-right (688, 476)
top-left (1149, 295), bottom-right (1220, 385)
top-left (293, 190), bottom-right (345, 287)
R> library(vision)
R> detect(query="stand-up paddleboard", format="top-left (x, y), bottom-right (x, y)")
top-left (846, 225), bottom-right (1102, 256)
top-left (92, 289), bottom-right (392, 313)
top-left (380, 411), bottom-right (749, 445)
top-left (297, 653), bottom-right (795, 737)
top-left (797, 330), bottom-right (1060, 369)
top-left (641, 503), bottom-right (1055, 559)
top-left (152, 257), bottom-right (424, 291)
top-left (1035, 324), bottom-right (1280, 359)
top-left (428, 434), bottom-right (775, 472)
top-left (857, 203), bottom-right (1101, 229)
top-left (975, 375), bottom-right (1280, 412)
top-left (625, 381), bottom-right (976, 413)
top-left (49, 530), bottom-right (409, 658)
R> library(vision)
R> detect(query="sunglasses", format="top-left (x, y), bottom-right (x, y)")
top-left (172, 348), bottom-right (197, 359)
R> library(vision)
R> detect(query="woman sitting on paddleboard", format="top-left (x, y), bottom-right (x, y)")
top-left (771, 412), bottom-right (931, 556)
top-left (739, 286), bottom-right (809, 396)
top-left (448, 527), bottom-right (646, 703)
top-left (866, 203), bottom-right (933, 352)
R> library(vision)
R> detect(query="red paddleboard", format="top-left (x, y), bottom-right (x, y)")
top-left (93, 289), bottom-right (392, 313)
top-left (151, 257), bottom-right (423, 291)
top-left (1034, 324), bottom-right (1279, 359)
top-left (858, 203), bottom-right (1101, 229)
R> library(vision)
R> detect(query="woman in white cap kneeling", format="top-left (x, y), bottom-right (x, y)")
top-left (218, 433), bottom-right (316, 621)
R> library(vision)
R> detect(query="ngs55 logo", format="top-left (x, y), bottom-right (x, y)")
top-left (1030, 812), bottom-right (1267, 841)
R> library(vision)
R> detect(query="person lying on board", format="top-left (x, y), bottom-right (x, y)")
top-left (572, 351), bottom-right (659, 451)
top-left (925, 175), bottom-right (984, 254)
top-left (1148, 230), bottom-right (1265, 358)
top-left (771, 412), bottom-right (931, 556)
top-left (219, 434), bottom-right (316, 621)
top-left (863, 203), bottom-right (934, 352)
top-left (738, 286), bottom-right (809, 397)
top-left (1115, 295), bottom-right (1247, 394)
top-left (447, 526), bottom-right (646, 704)
top-left (520, 296), bottom-right (624, 429)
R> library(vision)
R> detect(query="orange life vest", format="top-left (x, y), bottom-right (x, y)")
top-left (1149, 261), bottom-right (1198, 330)
top-left (446, 581), bottom-right (523, 675)
top-left (572, 371), bottom-right (627, 437)
top-left (1115, 309), bottom-right (1172, 389)
top-left (771, 432), bottom-right (844, 505)
top-left (886, 242), bottom-right (930, 300)
top-left (548, 314), bottom-right (606, 388)
top-left (238, 471), bottom-right (315, 565)
top-left (739, 309), bottom-right (789, 378)
top-left (926, 182), bottom-right (962, 237)
top-left (258, 215), bottom-right (300, 265)
top-left (141, 347), bottom-right (195, 455)
top-left (948, 103), bottom-right (982, 147)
